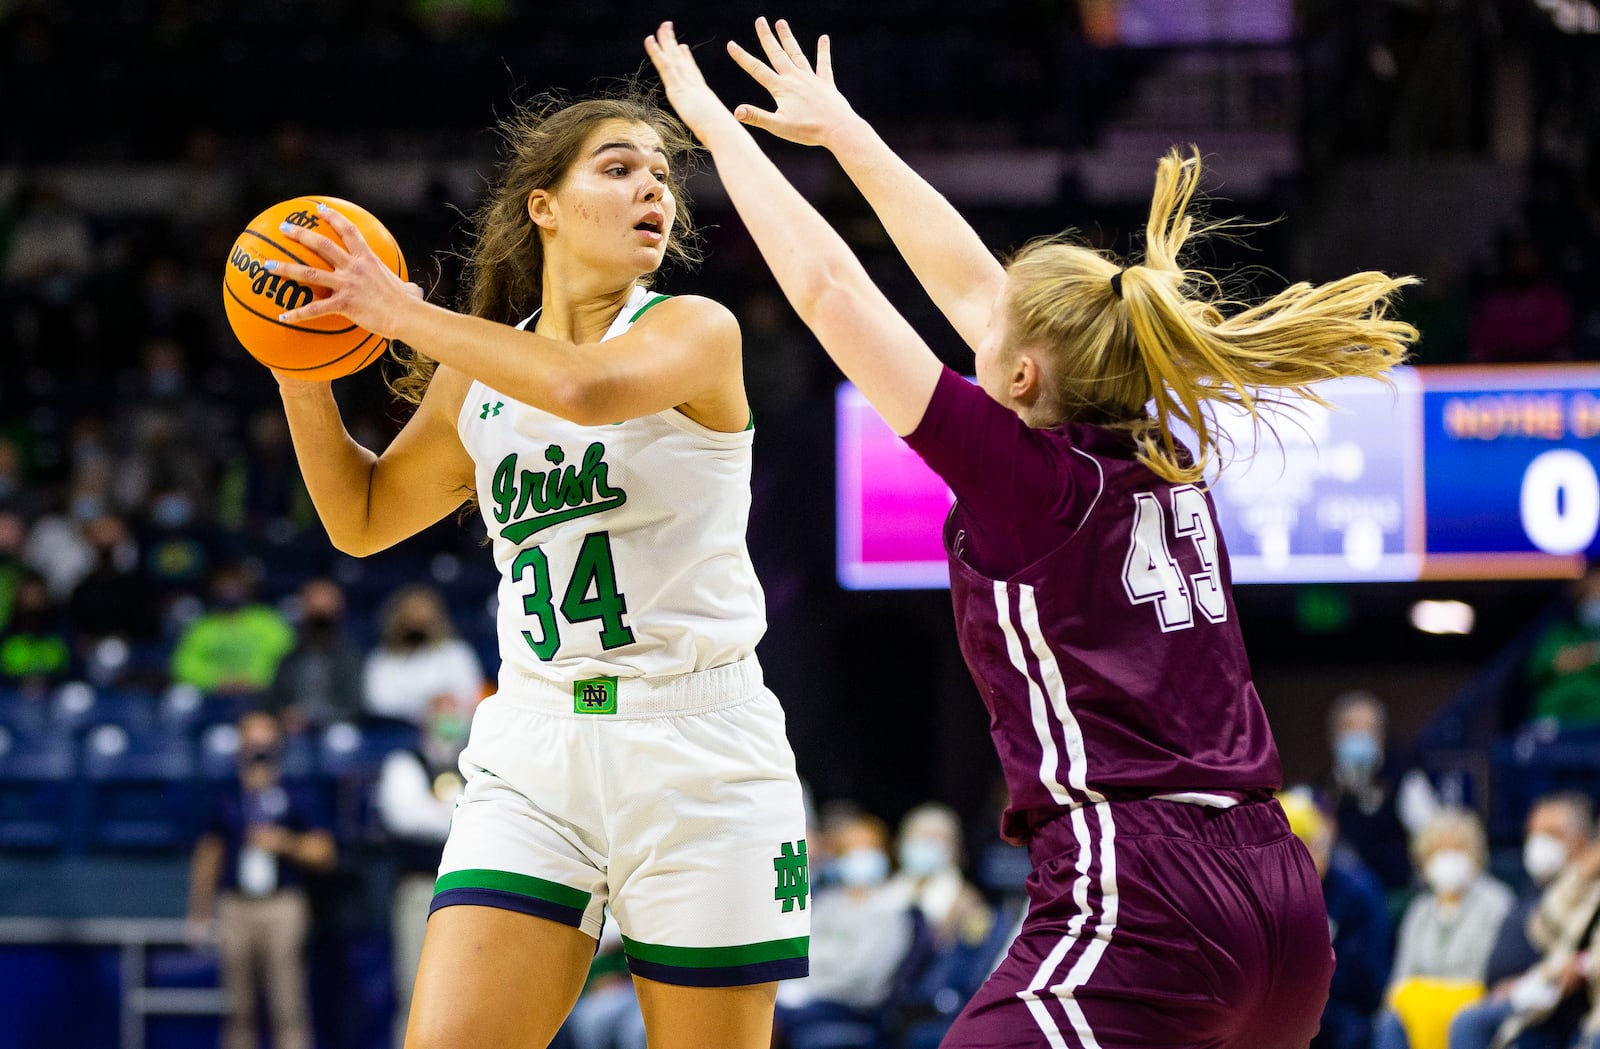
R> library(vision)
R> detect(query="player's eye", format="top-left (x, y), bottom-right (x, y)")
top-left (652, 169), bottom-right (669, 183)
top-left (605, 165), bottom-right (627, 177)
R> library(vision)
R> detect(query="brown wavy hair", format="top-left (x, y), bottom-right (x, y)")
top-left (389, 87), bottom-right (702, 408)
top-left (1003, 147), bottom-right (1418, 482)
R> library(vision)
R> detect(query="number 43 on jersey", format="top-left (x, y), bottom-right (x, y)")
top-left (1121, 485), bottom-right (1229, 632)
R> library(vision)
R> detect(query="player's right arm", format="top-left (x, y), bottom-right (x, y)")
top-left (276, 364), bottom-right (475, 557)
top-left (728, 18), bottom-right (1006, 354)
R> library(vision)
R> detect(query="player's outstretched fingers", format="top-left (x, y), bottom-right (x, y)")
top-left (773, 19), bottom-right (813, 71)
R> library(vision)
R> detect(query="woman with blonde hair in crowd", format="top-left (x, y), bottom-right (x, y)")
top-left (363, 583), bottom-right (485, 727)
top-left (1377, 807), bottom-right (1514, 1049)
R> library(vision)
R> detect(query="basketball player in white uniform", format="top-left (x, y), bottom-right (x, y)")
top-left (266, 93), bottom-right (808, 1049)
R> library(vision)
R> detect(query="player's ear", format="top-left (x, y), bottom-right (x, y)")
top-left (527, 189), bottom-right (557, 231)
top-left (1009, 353), bottom-right (1040, 403)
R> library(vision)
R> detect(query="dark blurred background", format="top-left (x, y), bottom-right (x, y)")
top-left (1, 0), bottom-right (1599, 1046)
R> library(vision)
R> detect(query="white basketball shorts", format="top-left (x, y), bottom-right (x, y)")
top-left (430, 654), bottom-right (811, 987)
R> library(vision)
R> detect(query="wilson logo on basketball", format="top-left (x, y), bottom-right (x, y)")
top-left (228, 244), bottom-right (315, 312)
top-left (282, 209), bottom-right (320, 229)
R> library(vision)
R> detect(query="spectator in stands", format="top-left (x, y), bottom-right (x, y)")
top-left (0, 569), bottom-right (71, 696)
top-left (187, 708), bottom-right (336, 1049)
top-left (1323, 688), bottom-right (1440, 892)
top-left (67, 513), bottom-right (156, 649)
top-left (1373, 808), bottom-right (1515, 1049)
top-left (1282, 790), bottom-right (1394, 1049)
top-left (374, 691), bottom-right (472, 1048)
top-left (363, 584), bottom-right (484, 726)
top-left (1469, 839), bottom-right (1600, 1049)
top-left (1450, 792), bottom-right (1597, 1049)
top-left (1526, 563), bottom-right (1600, 733)
top-left (774, 811), bottom-right (921, 1049)
top-left (25, 477), bottom-right (97, 602)
top-left (141, 480), bottom-right (215, 602)
top-left (170, 563), bottom-right (294, 696)
top-left (267, 578), bottom-right (364, 734)
top-left (1468, 231), bottom-right (1574, 364)
top-left (888, 802), bottom-right (992, 952)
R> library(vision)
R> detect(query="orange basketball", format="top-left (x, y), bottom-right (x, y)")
top-left (222, 196), bottom-right (408, 381)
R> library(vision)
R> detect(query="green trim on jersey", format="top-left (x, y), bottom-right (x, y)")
top-left (433, 868), bottom-right (591, 911)
top-left (620, 933), bottom-right (810, 968)
top-left (629, 293), bottom-right (670, 324)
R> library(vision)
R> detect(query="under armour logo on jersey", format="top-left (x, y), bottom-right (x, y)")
top-left (480, 401), bottom-right (504, 420)
top-left (773, 840), bottom-right (809, 913)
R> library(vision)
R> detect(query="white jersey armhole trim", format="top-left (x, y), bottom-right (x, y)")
top-left (1068, 448), bottom-right (1106, 530)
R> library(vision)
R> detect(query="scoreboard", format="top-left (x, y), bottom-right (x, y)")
top-left (835, 365), bottom-right (1600, 589)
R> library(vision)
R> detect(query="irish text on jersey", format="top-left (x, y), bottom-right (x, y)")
top-left (491, 442), bottom-right (628, 543)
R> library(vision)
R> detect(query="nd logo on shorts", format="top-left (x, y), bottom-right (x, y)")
top-left (574, 676), bottom-right (617, 714)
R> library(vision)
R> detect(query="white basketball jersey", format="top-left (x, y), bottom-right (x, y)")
top-left (456, 285), bottom-right (766, 682)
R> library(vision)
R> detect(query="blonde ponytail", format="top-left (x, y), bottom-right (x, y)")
top-left (1006, 147), bottom-right (1418, 483)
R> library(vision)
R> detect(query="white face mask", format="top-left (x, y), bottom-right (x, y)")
top-left (1523, 833), bottom-right (1570, 886)
top-left (834, 848), bottom-right (890, 888)
top-left (1424, 849), bottom-right (1476, 897)
top-left (899, 839), bottom-right (954, 878)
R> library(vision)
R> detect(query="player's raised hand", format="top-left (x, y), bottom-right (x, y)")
top-left (645, 22), bottom-right (735, 142)
top-left (728, 18), bottom-right (854, 149)
top-left (270, 203), bottom-right (418, 336)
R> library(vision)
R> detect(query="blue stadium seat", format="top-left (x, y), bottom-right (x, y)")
top-left (317, 720), bottom-right (418, 779)
top-left (0, 688), bottom-right (48, 733)
top-left (315, 720), bottom-right (417, 842)
top-left (81, 724), bottom-right (198, 852)
top-left (0, 723), bottom-right (76, 851)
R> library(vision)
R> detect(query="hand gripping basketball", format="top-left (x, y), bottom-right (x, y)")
top-left (222, 196), bottom-right (412, 381)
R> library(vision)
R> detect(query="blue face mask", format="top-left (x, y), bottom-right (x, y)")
top-left (834, 848), bottom-right (890, 888)
top-left (1335, 732), bottom-right (1380, 776)
top-left (1578, 598), bottom-right (1600, 632)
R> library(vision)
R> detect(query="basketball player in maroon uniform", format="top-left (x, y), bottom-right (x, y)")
top-left (649, 19), bottom-right (1419, 1049)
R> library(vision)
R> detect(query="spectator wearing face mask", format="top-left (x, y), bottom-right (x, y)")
top-left (363, 584), bottom-right (485, 727)
top-left (267, 579), bottom-right (364, 734)
top-left (1324, 689), bottom-right (1440, 892)
top-left (1527, 565), bottom-right (1600, 734)
top-left (1281, 790), bottom-right (1394, 1049)
top-left (374, 692), bottom-right (473, 1049)
top-left (889, 802), bottom-right (992, 951)
top-left (775, 811), bottom-right (920, 1047)
top-left (187, 709), bottom-right (336, 1049)
top-left (170, 563), bottom-right (295, 696)
top-left (1373, 808), bottom-right (1515, 1049)
top-left (1449, 793), bottom-right (1597, 1049)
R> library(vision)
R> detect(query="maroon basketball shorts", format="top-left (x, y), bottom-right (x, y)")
top-left (944, 796), bottom-right (1333, 1049)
